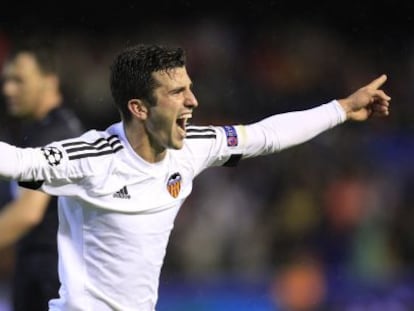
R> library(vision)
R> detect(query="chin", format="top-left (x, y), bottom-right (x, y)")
top-left (170, 140), bottom-right (184, 150)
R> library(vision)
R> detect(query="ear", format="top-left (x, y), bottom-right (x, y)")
top-left (128, 99), bottom-right (148, 120)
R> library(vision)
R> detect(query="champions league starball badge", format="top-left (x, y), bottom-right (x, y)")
top-left (41, 147), bottom-right (63, 166)
top-left (167, 172), bottom-right (182, 198)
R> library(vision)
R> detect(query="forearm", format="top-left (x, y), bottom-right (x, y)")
top-left (242, 100), bottom-right (346, 158)
top-left (0, 142), bottom-right (44, 181)
top-left (0, 202), bottom-right (38, 248)
top-left (0, 189), bottom-right (50, 249)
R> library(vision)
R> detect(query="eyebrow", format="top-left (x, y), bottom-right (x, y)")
top-left (168, 86), bottom-right (185, 94)
top-left (168, 83), bottom-right (193, 94)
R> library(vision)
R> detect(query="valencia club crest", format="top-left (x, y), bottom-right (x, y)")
top-left (167, 173), bottom-right (182, 198)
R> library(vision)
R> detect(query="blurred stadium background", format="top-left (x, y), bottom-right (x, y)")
top-left (1, 1), bottom-right (414, 310)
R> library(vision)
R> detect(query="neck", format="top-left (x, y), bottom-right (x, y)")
top-left (124, 120), bottom-right (167, 163)
top-left (32, 92), bottom-right (62, 120)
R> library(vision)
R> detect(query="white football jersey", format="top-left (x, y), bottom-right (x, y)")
top-left (0, 101), bottom-right (345, 310)
top-left (43, 120), bottom-right (247, 310)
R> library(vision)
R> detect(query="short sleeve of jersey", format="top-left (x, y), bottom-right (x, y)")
top-left (180, 124), bottom-right (246, 177)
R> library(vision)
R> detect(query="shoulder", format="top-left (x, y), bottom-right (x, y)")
top-left (178, 123), bottom-right (244, 169)
top-left (58, 126), bottom-right (124, 162)
top-left (184, 124), bottom-right (240, 148)
top-left (38, 126), bottom-right (124, 179)
top-left (185, 125), bottom-right (217, 139)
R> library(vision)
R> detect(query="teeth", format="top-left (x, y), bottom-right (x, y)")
top-left (180, 114), bottom-right (192, 119)
top-left (177, 113), bottom-right (192, 127)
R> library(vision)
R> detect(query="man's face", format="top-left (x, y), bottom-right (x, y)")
top-left (145, 66), bottom-right (198, 150)
top-left (2, 52), bottom-right (48, 118)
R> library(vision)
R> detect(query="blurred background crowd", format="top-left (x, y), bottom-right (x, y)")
top-left (0, 1), bottom-right (414, 310)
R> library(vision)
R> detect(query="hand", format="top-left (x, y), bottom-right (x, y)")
top-left (338, 74), bottom-right (391, 121)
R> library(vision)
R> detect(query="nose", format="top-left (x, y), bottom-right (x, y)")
top-left (185, 89), bottom-right (198, 108)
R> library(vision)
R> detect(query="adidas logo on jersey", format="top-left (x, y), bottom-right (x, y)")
top-left (113, 186), bottom-right (131, 199)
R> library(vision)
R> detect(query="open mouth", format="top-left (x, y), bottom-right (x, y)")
top-left (176, 118), bottom-right (186, 130)
top-left (176, 113), bottom-right (192, 133)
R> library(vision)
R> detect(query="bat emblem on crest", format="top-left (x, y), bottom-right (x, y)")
top-left (167, 172), bottom-right (182, 198)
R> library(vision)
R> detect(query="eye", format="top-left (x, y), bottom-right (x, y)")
top-left (169, 86), bottom-right (186, 95)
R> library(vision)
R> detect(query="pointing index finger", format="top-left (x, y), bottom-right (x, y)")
top-left (367, 74), bottom-right (387, 89)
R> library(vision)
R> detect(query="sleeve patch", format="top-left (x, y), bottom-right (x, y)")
top-left (41, 147), bottom-right (63, 166)
top-left (222, 125), bottom-right (238, 147)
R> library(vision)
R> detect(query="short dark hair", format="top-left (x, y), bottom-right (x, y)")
top-left (9, 38), bottom-right (59, 75)
top-left (110, 44), bottom-right (186, 122)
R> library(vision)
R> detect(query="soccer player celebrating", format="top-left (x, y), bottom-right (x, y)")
top-left (0, 44), bottom-right (390, 310)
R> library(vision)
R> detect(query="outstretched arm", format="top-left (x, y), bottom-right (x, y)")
top-left (239, 74), bottom-right (391, 158)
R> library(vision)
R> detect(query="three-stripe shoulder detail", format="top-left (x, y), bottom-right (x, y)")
top-left (185, 126), bottom-right (216, 139)
top-left (62, 135), bottom-right (123, 160)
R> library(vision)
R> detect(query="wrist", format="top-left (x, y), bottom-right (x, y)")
top-left (337, 99), bottom-right (352, 120)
